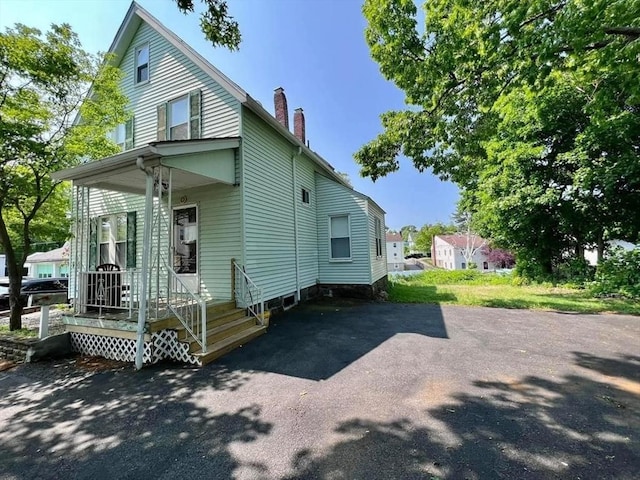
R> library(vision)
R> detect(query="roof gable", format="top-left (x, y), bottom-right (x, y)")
top-left (436, 234), bottom-right (487, 249)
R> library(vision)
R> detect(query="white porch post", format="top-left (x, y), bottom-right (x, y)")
top-left (135, 158), bottom-right (154, 370)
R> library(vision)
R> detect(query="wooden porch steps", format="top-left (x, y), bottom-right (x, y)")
top-left (174, 301), bottom-right (266, 365)
top-left (192, 325), bottom-right (266, 365)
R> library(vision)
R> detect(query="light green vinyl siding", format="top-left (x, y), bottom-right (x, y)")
top-left (241, 109), bottom-right (297, 300)
top-left (315, 174), bottom-right (371, 284)
top-left (172, 183), bottom-right (241, 301)
top-left (368, 203), bottom-right (387, 282)
top-left (295, 157), bottom-right (319, 289)
top-left (118, 21), bottom-right (240, 145)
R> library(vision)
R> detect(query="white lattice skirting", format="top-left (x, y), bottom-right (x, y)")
top-left (70, 330), bottom-right (201, 366)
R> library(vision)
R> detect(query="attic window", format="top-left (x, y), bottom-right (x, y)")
top-left (301, 188), bottom-right (310, 204)
top-left (135, 44), bottom-right (149, 84)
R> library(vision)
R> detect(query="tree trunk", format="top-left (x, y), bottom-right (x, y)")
top-left (0, 212), bottom-right (25, 330)
top-left (596, 231), bottom-right (605, 264)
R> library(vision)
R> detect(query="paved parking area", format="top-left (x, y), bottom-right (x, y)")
top-left (1, 301), bottom-right (639, 479)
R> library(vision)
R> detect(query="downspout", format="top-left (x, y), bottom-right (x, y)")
top-left (291, 146), bottom-right (302, 300)
top-left (135, 156), bottom-right (154, 370)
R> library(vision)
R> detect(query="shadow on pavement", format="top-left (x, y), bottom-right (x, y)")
top-left (283, 351), bottom-right (640, 479)
top-left (218, 299), bottom-right (448, 381)
top-left (0, 361), bottom-right (272, 479)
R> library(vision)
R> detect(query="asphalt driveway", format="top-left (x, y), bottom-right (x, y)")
top-left (1, 301), bottom-right (639, 479)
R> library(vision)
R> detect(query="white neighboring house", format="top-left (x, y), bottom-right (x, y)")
top-left (432, 234), bottom-right (495, 271)
top-left (386, 233), bottom-right (404, 271)
top-left (25, 243), bottom-right (70, 278)
top-left (0, 255), bottom-right (5, 277)
top-left (584, 240), bottom-right (637, 266)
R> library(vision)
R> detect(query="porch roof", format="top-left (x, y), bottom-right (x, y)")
top-left (52, 138), bottom-right (240, 195)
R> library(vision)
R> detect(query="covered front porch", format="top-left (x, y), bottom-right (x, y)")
top-left (53, 139), bottom-right (266, 367)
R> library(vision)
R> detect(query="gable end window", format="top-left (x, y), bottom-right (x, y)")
top-left (135, 44), bottom-right (149, 84)
top-left (157, 90), bottom-right (202, 141)
top-left (374, 217), bottom-right (383, 257)
top-left (330, 215), bottom-right (351, 260)
top-left (301, 188), bottom-right (310, 204)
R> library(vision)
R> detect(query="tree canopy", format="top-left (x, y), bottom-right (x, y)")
top-left (0, 23), bottom-right (128, 329)
top-left (174, 0), bottom-right (241, 50)
top-left (356, 0), bottom-right (640, 276)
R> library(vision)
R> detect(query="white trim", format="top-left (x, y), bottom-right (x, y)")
top-left (328, 214), bottom-right (352, 262)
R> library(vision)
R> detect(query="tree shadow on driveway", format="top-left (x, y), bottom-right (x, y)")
top-left (219, 300), bottom-right (449, 381)
top-left (0, 361), bottom-right (272, 479)
top-left (283, 351), bottom-right (640, 479)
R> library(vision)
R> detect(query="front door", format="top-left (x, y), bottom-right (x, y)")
top-left (172, 205), bottom-right (199, 292)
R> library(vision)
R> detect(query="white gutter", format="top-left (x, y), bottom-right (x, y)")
top-left (134, 156), bottom-right (154, 370)
top-left (291, 147), bottom-right (302, 300)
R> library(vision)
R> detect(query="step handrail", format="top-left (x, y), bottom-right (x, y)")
top-left (166, 264), bottom-right (207, 353)
top-left (233, 261), bottom-right (265, 326)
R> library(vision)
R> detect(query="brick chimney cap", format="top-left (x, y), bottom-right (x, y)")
top-left (274, 86), bottom-right (285, 93)
top-left (295, 107), bottom-right (304, 112)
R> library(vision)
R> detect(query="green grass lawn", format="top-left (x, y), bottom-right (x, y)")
top-left (0, 325), bottom-right (38, 339)
top-left (389, 270), bottom-right (640, 316)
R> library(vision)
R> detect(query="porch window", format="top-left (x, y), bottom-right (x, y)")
top-left (375, 217), bottom-right (383, 257)
top-left (91, 212), bottom-right (136, 270)
top-left (135, 44), bottom-right (149, 84)
top-left (329, 215), bottom-right (351, 260)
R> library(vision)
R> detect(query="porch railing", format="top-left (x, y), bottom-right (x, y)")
top-left (78, 269), bottom-right (140, 317)
top-left (233, 260), bottom-right (265, 326)
top-left (165, 265), bottom-right (207, 353)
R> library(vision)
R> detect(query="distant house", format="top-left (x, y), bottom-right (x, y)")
top-left (584, 240), bottom-right (637, 266)
top-left (0, 255), bottom-right (5, 277)
top-left (432, 234), bottom-right (494, 270)
top-left (25, 243), bottom-right (70, 279)
top-left (386, 233), bottom-right (404, 271)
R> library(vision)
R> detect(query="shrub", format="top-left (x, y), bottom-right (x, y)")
top-left (591, 248), bottom-right (640, 299)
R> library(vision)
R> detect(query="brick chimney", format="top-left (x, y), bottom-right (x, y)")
top-left (274, 87), bottom-right (289, 129)
top-left (294, 108), bottom-right (305, 144)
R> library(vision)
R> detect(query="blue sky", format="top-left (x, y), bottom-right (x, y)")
top-left (0, 0), bottom-right (459, 230)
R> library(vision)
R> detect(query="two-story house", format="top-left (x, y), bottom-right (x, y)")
top-left (53, 2), bottom-right (387, 368)
top-left (385, 233), bottom-right (404, 271)
top-left (431, 234), bottom-right (494, 271)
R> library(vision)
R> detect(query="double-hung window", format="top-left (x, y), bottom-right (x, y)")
top-left (99, 214), bottom-right (128, 268)
top-left (168, 96), bottom-right (189, 140)
top-left (135, 44), bottom-right (149, 84)
top-left (109, 118), bottom-right (134, 151)
top-left (157, 90), bottom-right (201, 141)
top-left (374, 217), bottom-right (383, 257)
top-left (330, 215), bottom-right (351, 260)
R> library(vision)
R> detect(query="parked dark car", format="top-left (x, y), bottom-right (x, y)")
top-left (404, 253), bottom-right (425, 259)
top-left (21, 278), bottom-right (69, 306)
top-left (0, 277), bottom-right (32, 311)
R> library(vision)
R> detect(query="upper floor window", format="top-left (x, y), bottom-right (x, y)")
top-left (109, 118), bottom-right (134, 151)
top-left (330, 215), bottom-right (351, 260)
top-left (157, 90), bottom-right (201, 141)
top-left (135, 44), bottom-right (149, 84)
top-left (169, 96), bottom-right (189, 140)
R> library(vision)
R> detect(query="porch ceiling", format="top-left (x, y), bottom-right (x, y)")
top-left (52, 138), bottom-right (240, 195)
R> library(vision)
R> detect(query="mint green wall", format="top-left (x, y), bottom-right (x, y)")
top-left (315, 174), bottom-right (372, 284)
top-left (118, 21), bottom-right (240, 144)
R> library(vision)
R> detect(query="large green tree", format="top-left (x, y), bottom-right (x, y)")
top-left (356, 0), bottom-right (640, 275)
top-left (0, 23), bottom-right (128, 329)
top-left (414, 222), bottom-right (456, 253)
